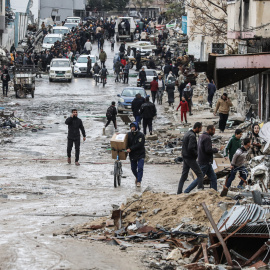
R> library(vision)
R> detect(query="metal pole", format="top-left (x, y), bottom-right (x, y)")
top-left (201, 202), bottom-right (233, 266)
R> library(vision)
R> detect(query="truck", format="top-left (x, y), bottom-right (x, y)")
top-left (115, 17), bottom-right (136, 42)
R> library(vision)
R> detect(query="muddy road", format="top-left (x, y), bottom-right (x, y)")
top-left (0, 43), bottom-right (181, 269)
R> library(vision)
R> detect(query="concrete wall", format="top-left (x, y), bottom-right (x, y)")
top-left (2, 23), bottom-right (15, 50)
top-left (40, 0), bottom-right (85, 21)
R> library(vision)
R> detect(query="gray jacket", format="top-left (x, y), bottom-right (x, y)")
top-left (231, 147), bottom-right (248, 167)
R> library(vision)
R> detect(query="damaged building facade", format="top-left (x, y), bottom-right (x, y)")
top-left (226, 0), bottom-right (270, 121)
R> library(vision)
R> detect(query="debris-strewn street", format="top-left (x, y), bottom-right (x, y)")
top-left (1, 1), bottom-right (270, 269)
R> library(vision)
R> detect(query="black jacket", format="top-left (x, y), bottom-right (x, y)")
top-left (1, 73), bottom-right (10, 84)
top-left (136, 52), bottom-right (141, 62)
top-left (140, 102), bottom-right (157, 119)
top-left (197, 132), bottom-right (218, 165)
top-left (164, 64), bottom-right (172, 74)
top-left (182, 130), bottom-right (198, 160)
top-left (127, 131), bottom-right (145, 160)
top-left (65, 117), bottom-right (86, 140)
top-left (139, 70), bottom-right (147, 82)
top-left (132, 97), bottom-right (145, 116)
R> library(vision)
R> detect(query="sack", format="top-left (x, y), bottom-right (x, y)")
top-left (106, 106), bottom-right (114, 118)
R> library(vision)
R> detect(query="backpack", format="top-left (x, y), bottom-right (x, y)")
top-left (106, 106), bottom-right (114, 118)
top-left (101, 68), bottom-right (107, 76)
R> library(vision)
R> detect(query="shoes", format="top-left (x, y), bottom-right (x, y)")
top-left (189, 113), bottom-right (193, 116)
top-left (150, 132), bottom-right (152, 135)
top-left (67, 157), bottom-right (71, 164)
top-left (136, 182), bottom-right (141, 187)
top-left (75, 162), bottom-right (80, 166)
top-left (237, 185), bottom-right (244, 189)
top-left (135, 178), bottom-right (137, 185)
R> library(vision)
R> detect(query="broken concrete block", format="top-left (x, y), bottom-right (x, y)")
top-left (153, 208), bottom-right (161, 215)
top-left (146, 134), bottom-right (158, 140)
top-left (166, 248), bottom-right (183, 260)
top-left (106, 219), bottom-right (115, 227)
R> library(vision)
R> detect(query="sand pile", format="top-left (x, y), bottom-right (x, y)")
top-left (120, 190), bottom-right (233, 229)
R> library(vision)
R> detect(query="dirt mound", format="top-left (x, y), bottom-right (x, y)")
top-left (121, 190), bottom-right (233, 229)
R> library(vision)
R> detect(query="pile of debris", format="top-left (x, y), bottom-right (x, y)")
top-left (63, 190), bottom-right (236, 269)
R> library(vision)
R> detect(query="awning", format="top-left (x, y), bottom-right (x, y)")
top-left (194, 53), bottom-right (270, 89)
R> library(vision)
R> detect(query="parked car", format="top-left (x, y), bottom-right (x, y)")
top-left (52, 26), bottom-right (70, 37)
top-left (73, 54), bottom-right (100, 77)
top-left (117, 87), bottom-right (147, 113)
top-left (66, 17), bottom-right (81, 24)
top-left (136, 68), bottom-right (158, 88)
top-left (64, 23), bottom-right (79, 30)
top-left (48, 58), bottom-right (73, 82)
top-left (42, 34), bottom-right (62, 50)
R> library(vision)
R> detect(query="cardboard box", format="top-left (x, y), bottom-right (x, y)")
top-left (110, 133), bottom-right (128, 160)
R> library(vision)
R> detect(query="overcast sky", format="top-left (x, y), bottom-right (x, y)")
top-left (10, 0), bottom-right (39, 22)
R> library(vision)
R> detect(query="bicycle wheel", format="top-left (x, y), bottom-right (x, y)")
top-left (114, 162), bottom-right (118, 188)
top-left (117, 162), bottom-right (122, 186)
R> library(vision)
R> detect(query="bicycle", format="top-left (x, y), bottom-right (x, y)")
top-left (94, 74), bottom-right (100, 85)
top-left (112, 149), bottom-right (126, 188)
top-left (101, 76), bottom-right (107, 87)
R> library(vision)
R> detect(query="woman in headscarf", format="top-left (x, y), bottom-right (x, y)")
top-left (248, 123), bottom-right (263, 158)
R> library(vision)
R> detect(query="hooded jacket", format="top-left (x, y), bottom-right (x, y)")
top-left (65, 116), bottom-right (86, 140)
top-left (225, 135), bottom-right (242, 161)
top-left (127, 122), bottom-right (145, 160)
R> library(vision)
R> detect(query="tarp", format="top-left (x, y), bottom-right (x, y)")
top-left (259, 122), bottom-right (270, 143)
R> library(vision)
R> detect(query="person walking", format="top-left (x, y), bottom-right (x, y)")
top-left (176, 96), bottom-right (189, 123)
top-left (132, 93), bottom-right (145, 130)
top-left (110, 36), bottom-right (115, 51)
top-left (140, 96), bottom-right (157, 135)
top-left (207, 79), bottom-right (216, 108)
top-left (150, 77), bottom-right (158, 103)
top-left (123, 62), bottom-right (130, 84)
top-left (139, 67), bottom-right (147, 88)
top-left (166, 78), bottom-right (175, 106)
top-left (127, 122), bottom-right (145, 187)
top-left (225, 138), bottom-right (251, 189)
top-left (184, 125), bottom-right (221, 193)
top-left (157, 75), bottom-right (165, 105)
top-left (135, 50), bottom-right (141, 71)
top-left (214, 93), bottom-right (233, 133)
top-left (100, 36), bottom-right (104, 50)
top-left (177, 122), bottom-right (204, 194)
top-left (1, 69), bottom-right (10, 97)
top-left (86, 56), bottom-right (92, 77)
top-left (99, 49), bottom-right (107, 68)
top-left (84, 39), bottom-right (92, 54)
top-left (105, 101), bottom-right (117, 130)
top-left (114, 60), bottom-right (124, 82)
top-left (65, 109), bottom-right (86, 166)
top-left (183, 83), bottom-right (193, 115)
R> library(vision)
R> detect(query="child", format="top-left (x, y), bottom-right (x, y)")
top-left (110, 37), bottom-right (115, 51)
top-left (176, 97), bottom-right (189, 123)
top-left (225, 129), bottom-right (243, 161)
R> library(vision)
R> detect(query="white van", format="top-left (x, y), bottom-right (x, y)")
top-left (115, 17), bottom-right (136, 42)
top-left (52, 26), bottom-right (70, 36)
top-left (66, 17), bottom-right (81, 24)
top-left (42, 34), bottom-right (62, 50)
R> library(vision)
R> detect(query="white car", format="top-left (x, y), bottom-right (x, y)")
top-left (49, 59), bottom-right (73, 82)
top-left (73, 55), bottom-right (100, 77)
top-left (166, 19), bottom-right (181, 29)
top-left (52, 26), bottom-right (70, 37)
top-left (137, 68), bottom-right (157, 89)
top-left (64, 23), bottom-right (79, 30)
top-left (42, 34), bottom-right (62, 50)
top-left (66, 17), bottom-right (81, 24)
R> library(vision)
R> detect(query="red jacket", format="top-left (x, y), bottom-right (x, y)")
top-left (121, 59), bottom-right (126, 66)
top-left (176, 101), bottom-right (189, 112)
top-left (150, 80), bottom-right (158, 92)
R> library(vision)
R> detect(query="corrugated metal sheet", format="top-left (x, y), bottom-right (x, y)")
top-left (214, 204), bottom-right (270, 236)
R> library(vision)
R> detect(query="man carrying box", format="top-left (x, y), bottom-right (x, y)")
top-left (127, 122), bottom-right (145, 187)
